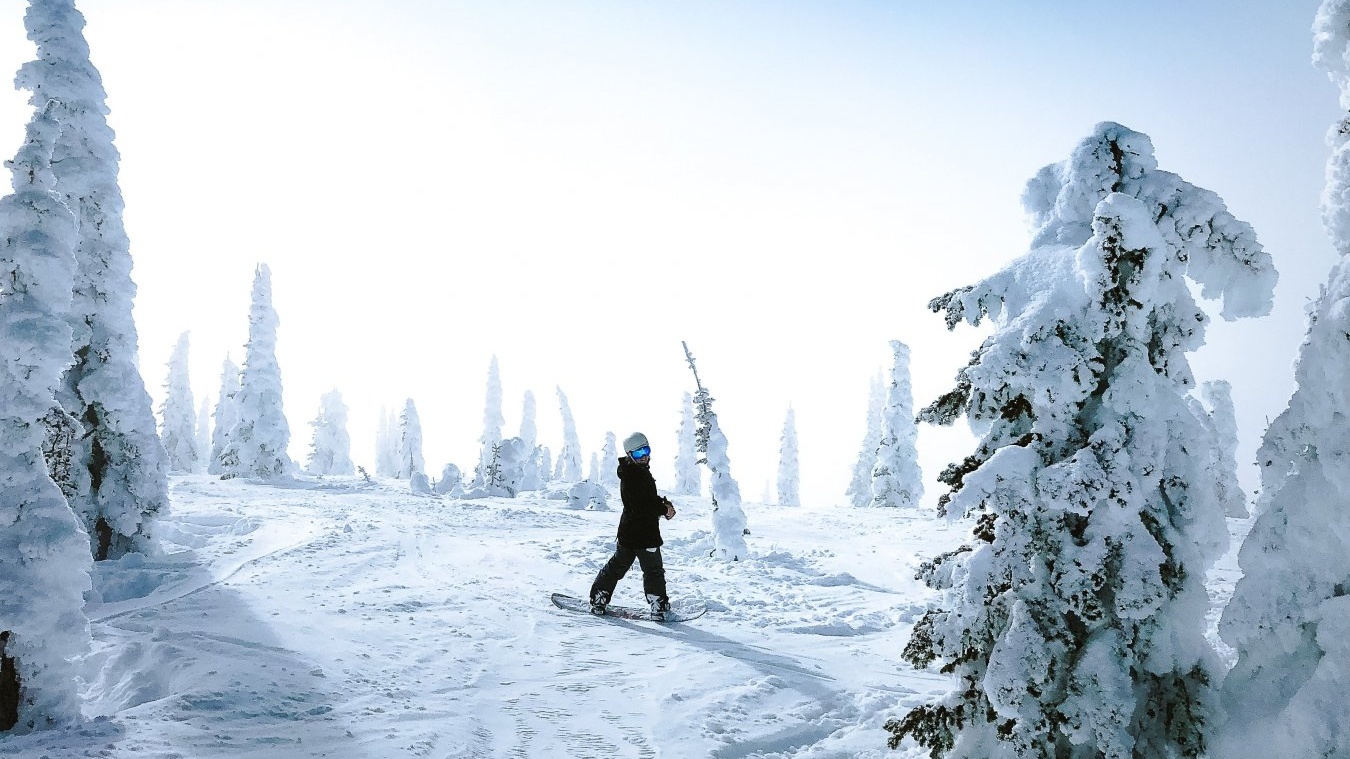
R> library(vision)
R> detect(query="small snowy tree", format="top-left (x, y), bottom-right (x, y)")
top-left (22, 0), bottom-right (168, 560)
top-left (0, 101), bottom-right (93, 733)
top-left (207, 356), bottom-right (239, 475)
top-left (675, 392), bottom-right (701, 496)
top-left (599, 432), bottom-right (619, 488)
top-left (474, 356), bottom-right (504, 487)
top-left (846, 372), bottom-right (885, 507)
top-left (587, 451), bottom-right (600, 483)
top-left (887, 123), bottom-right (1276, 758)
top-left (158, 331), bottom-right (199, 473)
top-left (397, 399), bottom-right (424, 480)
top-left (434, 463), bottom-right (464, 497)
top-left (869, 340), bottom-right (923, 509)
top-left (554, 386), bottom-right (584, 481)
top-left (374, 406), bottom-right (398, 478)
top-left (195, 397), bottom-right (210, 474)
top-left (1196, 380), bottom-right (1246, 519)
top-left (683, 342), bottom-right (748, 561)
top-left (305, 389), bottom-right (353, 476)
top-left (218, 264), bottom-right (292, 480)
top-left (517, 391), bottom-right (545, 491)
top-left (1215, 8), bottom-right (1350, 756)
top-left (777, 406), bottom-right (800, 507)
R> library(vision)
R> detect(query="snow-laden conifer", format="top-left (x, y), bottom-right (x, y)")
top-left (846, 373), bottom-right (885, 507)
top-left (375, 407), bottom-right (398, 478)
top-left (158, 332), bottom-right (198, 473)
top-left (517, 391), bottom-right (544, 491)
top-left (777, 406), bottom-right (800, 507)
top-left (599, 432), bottom-right (619, 488)
top-left (554, 387), bottom-right (584, 482)
top-left (434, 463), bottom-right (463, 497)
top-left (888, 123), bottom-right (1276, 758)
top-left (306, 389), bottom-right (353, 476)
top-left (20, 0), bottom-right (168, 559)
top-left (474, 356), bottom-right (504, 487)
top-left (0, 101), bottom-right (92, 732)
top-left (869, 341), bottom-right (922, 509)
top-left (207, 356), bottom-right (239, 475)
top-left (587, 452), bottom-right (600, 483)
top-left (218, 264), bottom-right (292, 480)
top-left (397, 399), bottom-right (424, 480)
top-left (1197, 380), bottom-right (1246, 518)
top-left (195, 397), bottom-right (210, 474)
top-left (683, 342), bottom-right (747, 561)
top-left (675, 392), bottom-right (701, 496)
top-left (1215, 7), bottom-right (1350, 756)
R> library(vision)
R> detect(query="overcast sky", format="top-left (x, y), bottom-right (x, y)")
top-left (0, 0), bottom-right (1338, 508)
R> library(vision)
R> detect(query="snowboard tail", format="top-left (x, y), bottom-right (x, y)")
top-left (551, 592), bottom-right (706, 623)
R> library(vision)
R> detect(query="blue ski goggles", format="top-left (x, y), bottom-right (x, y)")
top-left (628, 445), bottom-right (652, 461)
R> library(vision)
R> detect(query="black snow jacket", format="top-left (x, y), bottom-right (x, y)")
top-left (615, 457), bottom-right (668, 549)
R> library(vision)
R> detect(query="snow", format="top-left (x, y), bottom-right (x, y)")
top-left (0, 474), bottom-right (1257, 758)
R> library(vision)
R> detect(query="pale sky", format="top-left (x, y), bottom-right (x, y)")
top-left (0, 0), bottom-right (1338, 508)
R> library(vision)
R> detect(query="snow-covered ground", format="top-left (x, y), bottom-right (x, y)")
top-left (1, 475), bottom-right (1249, 758)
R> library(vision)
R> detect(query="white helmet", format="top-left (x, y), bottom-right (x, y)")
top-left (622, 432), bottom-right (649, 455)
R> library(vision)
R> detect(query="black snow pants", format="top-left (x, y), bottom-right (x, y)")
top-left (589, 543), bottom-right (667, 604)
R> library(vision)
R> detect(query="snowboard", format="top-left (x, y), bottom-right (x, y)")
top-left (551, 592), bottom-right (706, 623)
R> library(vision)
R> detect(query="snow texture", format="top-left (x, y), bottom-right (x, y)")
top-left (304, 389), bottom-right (353, 476)
top-left (554, 386), bottom-right (584, 482)
top-left (217, 264), bottom-right (293, 481)
top-left (206, 356), bottom-right (239, 476)
top-left (777, 406), bottom-right (800, 507)
top-left (156, 332), bottom-right (198, 474)
top-left (868, 341), bottom-right (922, 509)
top-left (397, 398), bottom-right (424, 480)
top-left (474, 356), bottom-right (504, 487)
top-left (847, 372), bottom-right (885, 508)
top-left (675, 392), bottom-right (702, 496)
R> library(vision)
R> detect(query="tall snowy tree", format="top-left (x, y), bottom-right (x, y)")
top-left (554, 386), bottom-right (583, 481)
top-left (675, 392), bottom-right (701, 496)
top-left (776, 406), bottom-right (801, 507)
top-left (195, 397), bottom-right (210, 474)
top-left (20, 0), bottom-right (168, 559)
top-left (0, 102), bottom-right (93, 733)
top-left (517, 391), bottom-right (545, 490)
top-left (599, 432), bottom-right (619, 488)
top-left (1215, 7), bottom-right (1350, 756)
top-left (207, 356), bottom-right (239, 476)
top-left (1196, 380), bottom-right (1246, 519)
top-left (158, 331), bottom-right (198, 473)
top-left (888, 123), bottom-right (1276, 758)
top-left (474, 356), bottom-right (504, 487)
top-left (218, 264), bottom-right (292, 480)
top-left (374, 406), bottom-right (398, 478)
top-left (683, 342), bottom-right (748, 561)
top-left (397, 399), bottom-right (424, 480)
top-left (846, 372), bottom-right (885, 507)
top-left (869, 340), bottom-right (923, 509)
top-left (305, 389), bottom-right (353, 476)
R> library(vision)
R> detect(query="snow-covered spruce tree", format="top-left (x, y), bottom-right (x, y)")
top-left (517, 391), bottom-right (544, 491)
top-left (158, 331), bottom-right (198, 473)
top-left (600, 432), bottom-right (619, 488)
top-left (473, 356), bottom-right (504, 488)
top-left (218, 264), bottom-right (292, 480)
top-left (675, 392), bottom-right (701, 496)
top-left (887, 123), bottom-right (1276, 758)
top-left (846, 372), bottom-right (885, 507)
top-left (587, 452), bottom-right (600, 483)
top-left (1197, 380), bottom-right (1246, 519)
top-left (194, 397), bottom-right (210, 474)
top-left (554, 386), bottom-right (584, 481)
top-left (207, 356), bottom-right (239, 475)
top-left (0, 102), bottom-right (93, 733)
top-left (777, 406), bottom-right (800, 507)
top-left (683, 342), bottom-right (747, 560)
top-left (374, 406), bottom-right (398, 478)
top-left (305, 389), bottom-right (353, 476)
top-left (1215, 7), bottom-right (1350, 755)
top-left (869, 340), bottom-right (923, 509)
top-left (397, 399), bottom-right (424, 480)
top-left (434, 463), bottom-right (463, 497)
top-left (20, 0), bottom-right (168, 559)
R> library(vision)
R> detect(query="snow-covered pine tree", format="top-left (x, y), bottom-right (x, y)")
top-left (375, 406), bottom-right (398, 478)
top-left (207, 356), bottom-right (239, 475)
top-left (587, 452), bottom-right (600, 483)
top-left (195, 397), bottom-right (210, 474)
top-left (683, 342), bottom-right (747, 561)
top-left (218, 264), bottom-right (292, 480)
top-left (0, 101), bottom-right (93, 733)
top-left (397, 399), bottom-right (424, 480)
top-left (846, 372), bottom-right (885, 507)
top-left (1197, 380), bottom-right (1246, 519)
top-left (599, 432), bottom-right (619, 488)
top-left (474, 356), bottom-right (504, 487)
top-left (20, 0), bottom-right (168, 559)
top-left (517, 391), bottom-right (544, 491)
top-left (158, 331), bottom-right (198, 473)
top-left (869, 340), bottom-right (923, 509)
top-left (1215, 7), bottom-right (1350, 756)
top-left (305, 389), bottom-right (353, 476)
top-left (434, 463), bottom-right (463, 497)
top-left (555, 386), bottom-right (584, 482)
top-left (888, 123), bottom-right (1276, 758)
top-left (777, 406), bottom-right (800, 507)
top-left (675, 392), bottom-right (701, 496)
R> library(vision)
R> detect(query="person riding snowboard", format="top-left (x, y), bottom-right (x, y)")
top-left (588, 431), bottom-right (677, 620)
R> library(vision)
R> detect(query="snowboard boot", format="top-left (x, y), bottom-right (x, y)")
top-left (589, 590), bottom-right (610, 616)
top-left (647, 594), bottom-right (671, 622)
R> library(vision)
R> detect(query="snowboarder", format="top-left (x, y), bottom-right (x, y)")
top-left (589, 432), bottom-right (677, 620)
